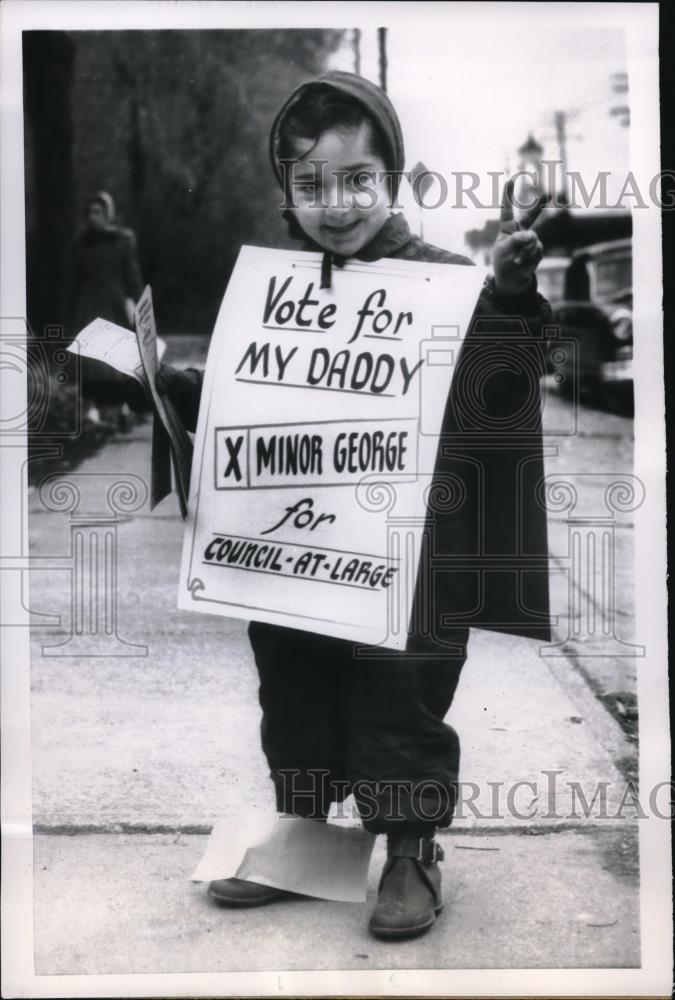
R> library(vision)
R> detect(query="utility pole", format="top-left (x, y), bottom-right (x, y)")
top-left (353, 28), bottom-right (361, 76)
top-left (378, 27), bottom-right (387, 92)
top-left (554, 110), bottom-right (569, 204)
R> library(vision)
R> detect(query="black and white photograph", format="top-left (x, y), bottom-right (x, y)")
top-left (1, 1), bottom-right (671, 997)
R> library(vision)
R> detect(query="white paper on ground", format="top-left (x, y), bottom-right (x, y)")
top-left (66, 316), bottom-right (166, 383)
top-left (190, 813), bottom-right (277, 883)
top-left (192, 815), bottom-right (376, 902)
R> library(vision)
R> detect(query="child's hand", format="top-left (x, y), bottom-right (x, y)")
top-left (155, 363), bottom-right (203, 433)
top-left (492, 178), bottom-right (546, 296)
top-left (121, 375), bottom-right (151, 413)
top-left (121, 364), bottom-right (184, 413)
top-left (155, 363), bottom-right (187, 399)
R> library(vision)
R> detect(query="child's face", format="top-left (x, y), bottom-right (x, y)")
top-left (287, 121), bottom-right (391, 257)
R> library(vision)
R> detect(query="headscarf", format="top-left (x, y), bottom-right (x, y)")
top-left (269, 71), bottom-right (405, 199)
top-left (88, 190), bottom-right (116, 222)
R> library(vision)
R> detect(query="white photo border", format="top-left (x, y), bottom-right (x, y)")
top-left (1, 2), bottom-right (670, 997)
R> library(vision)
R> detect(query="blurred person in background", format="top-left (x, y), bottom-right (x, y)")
top-left (65, 190), bottom-right (143, 430)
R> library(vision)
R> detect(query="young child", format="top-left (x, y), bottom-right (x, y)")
top-left (146, 72), bottom-right (551, 940)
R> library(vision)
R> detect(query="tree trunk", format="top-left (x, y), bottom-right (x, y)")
top-left (23, 31), bottom-right (76, 334)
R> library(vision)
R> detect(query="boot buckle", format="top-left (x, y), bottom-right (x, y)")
top-left (418, 839), bottom-right (443, 863)
top-left (387, 835), bottom-right (445, 863)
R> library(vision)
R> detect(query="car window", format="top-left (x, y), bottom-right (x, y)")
top-left (593, 255), bottom-right (632, 302)
top-left (536, 263), bottom-right (568, 304)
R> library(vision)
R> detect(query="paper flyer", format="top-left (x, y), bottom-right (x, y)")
top-left (67, 316), bottom-right (166, 383)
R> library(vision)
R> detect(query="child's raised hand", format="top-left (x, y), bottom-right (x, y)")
top-left (492, 178), bottom-right (546, 295)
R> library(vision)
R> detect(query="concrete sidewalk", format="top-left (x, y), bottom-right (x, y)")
top-left (26, 377), bottom-right (641, 973)
top-left (34, 830), bottom-right (638, 974)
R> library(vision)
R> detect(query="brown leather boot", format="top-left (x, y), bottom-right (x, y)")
top-left (207, 877), bottom-right (302, 907)
top-left (368, 835), bottom-right (444, 940)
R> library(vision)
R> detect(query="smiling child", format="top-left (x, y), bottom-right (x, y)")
top-left (142, 71), bottom-right (551, 940)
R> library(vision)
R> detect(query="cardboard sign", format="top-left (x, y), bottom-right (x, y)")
top-left (179, 246), bottom-right (486, 649)
top-left (134, 287), bottom-right (194, 518)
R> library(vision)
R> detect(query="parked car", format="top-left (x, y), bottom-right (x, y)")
top-left (535, 254), bottom-right (570, 307)
top-left (543, 239), bottom-right (633, 413)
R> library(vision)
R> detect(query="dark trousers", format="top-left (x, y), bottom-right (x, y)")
top-left (248, 621), bottom-right (469, 834)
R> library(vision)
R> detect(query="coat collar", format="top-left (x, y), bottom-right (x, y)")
top-left (296, 211), bottom-right (412, 263)
top-left (353, 212), bottom-right (412, 261)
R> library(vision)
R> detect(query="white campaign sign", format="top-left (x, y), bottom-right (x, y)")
top-left (179, 246), bottom-right (487, 649)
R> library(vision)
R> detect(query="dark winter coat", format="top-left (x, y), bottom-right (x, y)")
top-left (374, 214), bottom-right (552, 643)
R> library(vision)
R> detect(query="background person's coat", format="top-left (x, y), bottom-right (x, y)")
top-left (65, 193), bottom-right (143, 337)
top-left (65, 192), bottom-right (144, 405)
